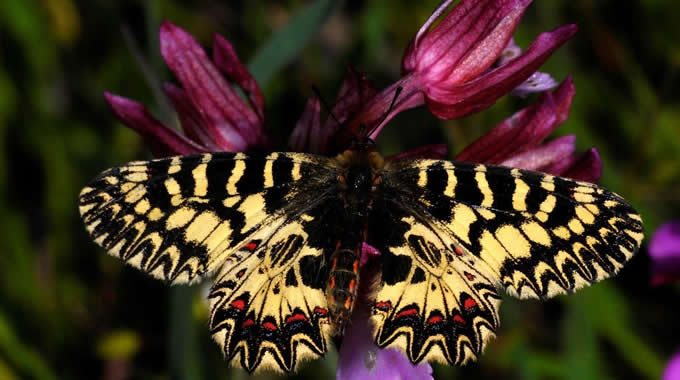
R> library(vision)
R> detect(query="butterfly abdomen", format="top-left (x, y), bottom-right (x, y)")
top-left (326, 246), bottom-right (361, 330)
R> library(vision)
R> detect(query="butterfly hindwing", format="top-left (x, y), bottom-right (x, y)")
top-left (208, 204), bottom-right (339, 373)
top-left (368, 200), bottom-right (502, 365)
top-left (368, 159), bottom-right (643, 365)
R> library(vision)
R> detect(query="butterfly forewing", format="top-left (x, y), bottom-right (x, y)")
top-left (368, 159), bottom-right (643, 365)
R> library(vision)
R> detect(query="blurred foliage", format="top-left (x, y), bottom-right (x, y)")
top-left (1, 1), bottom-right (679, 379)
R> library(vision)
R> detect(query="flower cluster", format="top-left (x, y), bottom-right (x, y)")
top-left (648, 221), bottom-right (680, 380)
top-left (105, 0), bottom-right (597, 377)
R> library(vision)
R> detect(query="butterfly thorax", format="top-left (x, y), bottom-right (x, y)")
top-left (326, 149), bottom-right (384, 334)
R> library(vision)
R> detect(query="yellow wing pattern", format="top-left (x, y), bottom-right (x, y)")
top-left (79, 152), bottom-right (340, 372)
top-left (208, 206), bottom-right (342, 372)
top-left (369, 159), bottom-right (643, 365)
top-left (79, 151), bottom-right (644, 372)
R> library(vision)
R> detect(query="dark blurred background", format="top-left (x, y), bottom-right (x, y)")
top-left (1, 1), bottom-right (679, 379)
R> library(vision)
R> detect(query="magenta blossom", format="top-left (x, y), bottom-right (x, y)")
top-left (495, 38), bottom-right (560, 97)
top-left (329, 0), bottom-right (577, 149)
top-left (338, 304), bottom-right (433, 380)
top-left (105, 21), bottom-right (270, 158)
top-left (663, 352), bottom-right (680, 380)
top-left (648, 221), bottom-right (680, 380)
top-left (289, 67), bottom-right (378, 154)
top-left (648, 220), bottom-right (680, 286)
top-left (401, 0), bottom-right (576, 119)
top-left (456, 76), bottom-right (602, 182)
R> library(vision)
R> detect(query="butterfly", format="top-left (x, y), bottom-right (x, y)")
top-left (78, 140), bottom-right (643, 373)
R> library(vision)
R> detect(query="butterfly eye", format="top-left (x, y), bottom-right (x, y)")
top-left (337, 174), bottom-right (346, 184)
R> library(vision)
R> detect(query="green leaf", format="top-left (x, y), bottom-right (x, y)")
top-left (248, 0), bottom-right (339, 86)
top-left (169, 286), bottom-right (203, 380)
top-left (0, 311), bottom-right (58, 380)
top-left (564, 296), bottom-right (611, 380)
top-left (584, 284), bottom-right (665, 380)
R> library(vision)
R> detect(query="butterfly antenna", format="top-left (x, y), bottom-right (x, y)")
top-left (365, 86), bottom-right (403, 138)
top-left (312, 85), bottom-right (343, 127)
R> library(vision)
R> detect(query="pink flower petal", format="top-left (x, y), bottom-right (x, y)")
top-left (496, 37), bottom-right (523, 66)
top-left (162, 83), bottom-right (224, 151)
top-left (456, 77), bottom-right (575, 164)
top-left (424, 24), bottom-right (577, 119)
top-left (324, 67), bottom-right (383, 153)
top-left (663, 351), bottom-right (680, 380)
top-left (443, 0), bottom-right (530, 85)
top-left (545, 147), bottom-right (602, 182)
top-left (500, 135), bottom-right (576, 170)
top-left (649, 220), bottom-right (680, 286)
top-left (511, 71), bottom-right (559, 97)
top-left (160, 21), bottom-right (262, 148)
top-left (104, 92), bottom-right (205, 157)
top-left (333, 67), bottom-right (379, 119)
top-left (405, 0), bottom-right (530, 84)
top-left (213, 34), bottom-right (266, 123)
top-left (497, 38), bottom-right (560, 97)
top-left (337, 304), bottom-right (432, 380)
top-left (360, 243), bottom-right (381, 267)
top-left (288, 97), bottom-right (322, 152)
top-left (332, 78), bottom-right (425, 153)
top-left (386, 144), bottom-right (449, 161)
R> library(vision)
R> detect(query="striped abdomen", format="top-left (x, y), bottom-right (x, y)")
top-left (326, 245), bottom-right (361, 332)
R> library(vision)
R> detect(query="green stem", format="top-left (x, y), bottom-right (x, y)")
top-left (168, 286), bottom-right (202, 380)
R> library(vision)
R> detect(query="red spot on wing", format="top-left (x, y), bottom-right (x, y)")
top-left (453, 314), bottom-right (465, 324)
top-left (375, 301), bottom-right (392, 312)
top-left (236, 269), bottom-right (246, 278)
top-left (464, 298), bottom-right (477, 310)
top-left (395, 307), bottom-right (418, 319)
top-left (242, 319), bottom-right (255, 328)
top-left (313, 307), bottom-right (328, 317)
top-left (243, 241), bottom-right (258, 252)
top-left (464, 271), bottom-right (475, 280)
top-left (348, 279), bottom-right (356, 292)
top-left (285, 313), bottom-right (308, 324)
top-left (427, 315), bottom-right (444, 324)
top-left (230, 299), bottom-right (245, 310)
top-left (454, 247), bottom-right (463, 256)
top-left (263, 321), bottom-right (277, 331)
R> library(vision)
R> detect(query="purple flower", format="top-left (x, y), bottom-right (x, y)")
top-left (456, 77), bottom-right (602, 182)
top-left (494, 38), bottom-right (560, 97)
top-left (401, 0), bottom-right (576, 119)
top-left (289, 67), bottom-right (378, 154)
top-left (648, 221), bottom-right (680, 379)
top-left (331, 0), bottom-right (577, 147)
top-left (105, 21), bottom-right (270, 158)
top-left (337, 302), bottom-right (433, 380)
top-left (663, 351), bottom-right (680, 380)
top-left (649, 220), bottom-right (680, 286)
